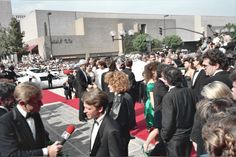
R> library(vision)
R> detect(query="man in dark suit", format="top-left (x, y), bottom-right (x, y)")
top-left (82, 87), bottom-right (124, 157)
top-left (191, 53), bottom-right (208, 101)
top-left (73, 59), bottom-right (89, 122)
top-left (161, 67), bottom-right (196, 157)
top-left (0, 82), bottom-right (62, 157)
top-left (47, 71), bottom-right (54, 89)
top-left (0, 82), bottom-right (16, 117)
top-left (202, 49), bottom-right (232, 88)
top-left (122, 58), bottom-right (137, 130)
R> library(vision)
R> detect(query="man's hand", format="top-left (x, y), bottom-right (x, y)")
top-left (47, 141), bottom-right (63, 157)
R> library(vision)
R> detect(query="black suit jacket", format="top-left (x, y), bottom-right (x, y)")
top-left (153, 79), bottom-right (168, 112)
top-left (191, 69), bottom-right (208, 101)
top-left (122, 68), bottom-right (136, 90)
top-left (161, 87), bottom-right (196, 142)
top-left (0, 107), bottom-right (50, 157)
top-left (73, 68), bottom-right (89, 98)
top-left (0, 108), bottom-right (8, 117)
top-left (203, 70), bottom-right (232, 88)
top-left (90, 115), bottom-right (124, 157)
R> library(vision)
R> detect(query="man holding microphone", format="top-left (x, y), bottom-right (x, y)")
top-left (0, 82), bottom-right (62, 157)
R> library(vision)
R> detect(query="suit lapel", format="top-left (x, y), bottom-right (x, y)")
top-left (13, 108), bottom-right (37, 147)
top-left (90, 116), bottom-right (107, 156)
top-left (33, 113), bottom-right (47, 147)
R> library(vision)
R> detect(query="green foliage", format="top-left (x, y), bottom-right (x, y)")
top-left (162, 35), bottom-right (183, 50)
top-left (132, 33), bottom-right (148, 52)
top-left (152, 38), bottom-right (162, 49)
top-left (0, 17), bottom-right (27, 60)
top-left (0, 27), bottom-right (10, 56)
top-left (224, 23), bottom-right (236, 41)
top-left (124, 33), bottom-right (136, 54)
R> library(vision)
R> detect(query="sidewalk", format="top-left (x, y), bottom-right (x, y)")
top-left (41, 88), bottom-right (148, 157)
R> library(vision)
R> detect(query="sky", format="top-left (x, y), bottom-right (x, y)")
top-left (11, 0), bottom-right (236, 16)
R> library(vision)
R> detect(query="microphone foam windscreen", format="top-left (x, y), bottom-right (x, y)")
top-left (66, 125), bottom-right (75, 134)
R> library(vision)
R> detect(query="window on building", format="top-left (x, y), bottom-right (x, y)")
top-left (44, 22), bottom-right (48, 36)
top-left (140, 24), bottom-right (146, 34)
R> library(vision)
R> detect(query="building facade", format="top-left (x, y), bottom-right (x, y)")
top-left (20, 10), bottom-right (236, 60)
top-left (0, 0), bottom-right (12, 28)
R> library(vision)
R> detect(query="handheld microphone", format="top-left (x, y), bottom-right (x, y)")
top-left (60, 124), bottom-right (75, 145)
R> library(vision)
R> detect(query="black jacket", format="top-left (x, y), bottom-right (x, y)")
top-left (0, 107), bottom-right (50, 157)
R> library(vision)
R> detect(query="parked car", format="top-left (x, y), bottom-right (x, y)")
top-left (17, 71), bottom-right (68, 89)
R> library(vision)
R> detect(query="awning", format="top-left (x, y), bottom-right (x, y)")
top-left (27, 44), bottom-right (38, 52)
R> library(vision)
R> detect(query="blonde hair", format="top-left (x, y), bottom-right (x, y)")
top-left (203, 115), bottom-right (236, 157)
top-left (14, 82), bottom-right (42, 104)
top-left (201, 81), bottom-right (233, 99)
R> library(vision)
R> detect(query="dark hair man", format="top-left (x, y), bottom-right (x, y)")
top-left (0, 82), bottom-right (62, 157)
top-left (161, 66), bottom-right (196, 157)
top-left (0, 82), bottom-right (16, 117)
top-left (202, 49), bottom-right (232, 88)
top-left (82, 88), bottom-right (124, 156)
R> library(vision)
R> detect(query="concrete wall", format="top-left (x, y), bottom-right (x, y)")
top-left (35, 10), bottom-right (77, 37)
top-left (20, 11), bottom-right (38, 42)
top-left (20, 10), bottom-right (236, 59)
top-left (0, 0), bottom-right (12, 28)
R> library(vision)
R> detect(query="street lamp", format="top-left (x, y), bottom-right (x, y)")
top-left (110, 29), bottom-right (134, 55)
top-left (163, 15), bottom-right (169, 37)
top-left (47, 12), bottom-right (53, 59)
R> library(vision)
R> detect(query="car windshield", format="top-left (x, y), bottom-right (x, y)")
top-left (30, 69), bottom-right (46, 73)
top-left (40, 76), bottom-right (48, 81)
top-left (40, 76), bottom-right (59, 81)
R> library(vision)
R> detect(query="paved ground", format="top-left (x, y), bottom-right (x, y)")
top-left (40, 88), bottom-right (150, 157)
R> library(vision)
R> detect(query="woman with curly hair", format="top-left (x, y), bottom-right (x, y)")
top-left (202, 114), bottom-right (236, 157)
top-left (143, 62), bottom-right (158, 130)
top-left (104, 71), bottom-right (133, 156)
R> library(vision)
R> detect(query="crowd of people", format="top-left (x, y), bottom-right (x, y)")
top-left (0, 32), bottom-right (236, 156)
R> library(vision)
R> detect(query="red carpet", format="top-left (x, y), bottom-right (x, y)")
top-left (42, 90), bottom-right (79, 109)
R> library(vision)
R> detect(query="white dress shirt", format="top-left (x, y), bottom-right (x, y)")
top-left (91, 112), bottom-right (106, 150)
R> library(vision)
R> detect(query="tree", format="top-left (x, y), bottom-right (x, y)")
top-left (162, 35), bottom-right (183, 50)
top-left (0, 17), bottom-right (27, 61)
top-left (132, 33), bottom-right (148, 52)
top-left (152, 38), bottom-right (162, 48)
top-left (8, 17), bottom-right (27, 58)
top-left (124, 33), bottom-right (137, 54)
top-left (0, 27), bottom-right (10, 57)
top-left (224, 23), bottom-right (236, 41)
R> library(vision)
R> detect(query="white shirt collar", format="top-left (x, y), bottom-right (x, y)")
top-left (213, 69), bottom-right (223, 76)
top-left (95, 111), bottom-right (106, 125)
top-left (16, 104), bottom-right (27, 118)
top-left (0, 106), bottom-right (9, 112)
top-left (168, 85), bottom-right (175, 92)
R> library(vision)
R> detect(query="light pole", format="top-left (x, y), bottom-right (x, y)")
top-left (163, 15), bottom-right (169, 37)
top-left (110, 29), bottom-right (134, 55)
top-left (47, 12), bottom-right (53, 59)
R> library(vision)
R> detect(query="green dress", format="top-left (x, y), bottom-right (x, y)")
top-left (144, 82), bottom-right (155, 129)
